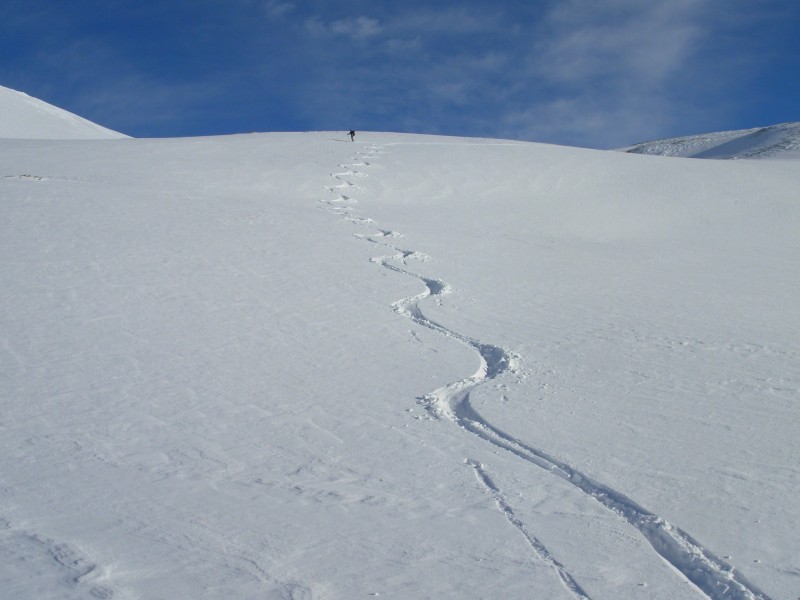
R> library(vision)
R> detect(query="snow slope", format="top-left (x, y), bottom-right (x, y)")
top-left (2, 130), bottom-right (799, 600)
top-left (0, 85), bottom-right (127, 139)
top-left (619, 122), bottom-right (800, 159)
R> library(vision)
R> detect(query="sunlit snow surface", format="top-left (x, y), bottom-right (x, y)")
top-left (619, 122), bottom-right (800, 160)
top-left (0, 85), bottom-right (126, 140)
top-left (2, 131), bottom-right (799, 600)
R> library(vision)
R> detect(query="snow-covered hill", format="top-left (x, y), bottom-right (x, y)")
top-left (0, 85), bottom-right (127, 139)
top-left (2, 94), bottom-right (799, 600)
top-left (619, 121), bottom-right (800, 159)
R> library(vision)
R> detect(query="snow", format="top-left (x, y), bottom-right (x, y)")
top-left (1, 94), bottom-right (799, 599)
top-left (619, 122), bottom-right (800, 159)
top-left (0, 85), bottom-right (127, 140)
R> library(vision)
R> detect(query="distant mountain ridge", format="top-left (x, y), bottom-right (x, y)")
top-left (619, 121), bottom-right (800, 159)
top-left (0, 85), bottom-right (127, 140)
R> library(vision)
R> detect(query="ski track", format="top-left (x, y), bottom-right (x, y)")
top-left (466, 460), bottom-right (592, 600)
top-left (321, 144), bottom-right (772, 600)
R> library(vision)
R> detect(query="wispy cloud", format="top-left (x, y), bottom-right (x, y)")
top-left (535, 0), bottom-right (705, 87)
top-left (389, 6), bottom-right (501, 34)
top-left (384, 36), bottom-right (422, 55)
top-left (289, 2), bottom-right (728, 146)
top-left (305, 15), bottom-right (382, 41)
top-left (268, 0), bottom-right (794, 147)
top-left (7, 0), bottom-right (792, 145)
top-left (501, 0), bottom-right (724, 146)
top-left (330, 16), bottom-right (382, 39)
top-left (264, 1), bottom-right (295, 20)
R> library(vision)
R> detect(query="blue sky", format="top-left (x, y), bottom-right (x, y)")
top-left (2, 0), bottom-right (798, 148)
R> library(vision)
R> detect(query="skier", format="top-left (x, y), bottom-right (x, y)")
top-left (348, 130), bottom-right (355, 142)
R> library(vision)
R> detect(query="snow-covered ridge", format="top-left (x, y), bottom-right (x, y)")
top-left (0, 85), bottom-right (127, 140)
top-left (619, 121), bottom-right (800, 159)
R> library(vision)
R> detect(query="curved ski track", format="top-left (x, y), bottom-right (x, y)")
top-left (320, 144), bottom-right (772, 600)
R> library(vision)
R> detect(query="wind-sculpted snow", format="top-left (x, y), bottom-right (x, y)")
top-left (322, 144), bottom-right (774, 600)
top-left (0, 520), bottom-right (116, 599)
top-left (619, 121), bottom-right (800, 159)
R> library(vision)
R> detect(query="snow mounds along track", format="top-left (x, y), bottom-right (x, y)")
top-left (0, 520), bottom-right (118, 600)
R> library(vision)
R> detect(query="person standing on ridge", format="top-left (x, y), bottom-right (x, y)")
top-left (349, 130), bottom-right (355, 142)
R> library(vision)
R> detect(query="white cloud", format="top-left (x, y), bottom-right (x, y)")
top-left (384, 37), bottom-right (422, 55)
top-left (303, 16), bottom-right (326, 37)
top-left (264, 1), bottom-right (294, 20)
top-left (331, 16), bottom-right (382, 39)
top-left (504, 0), bottom-right (725, 146)
top-left (390, 6), bottom-right (499, 34)
top-left (305, 15), bottom-right (382, 41)
top-left (535, 0), bottom-right (706, 88)
top-left (285, 1), bottom-right (757, 147)
top-left (497, 96), bottom-right (679, 149)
